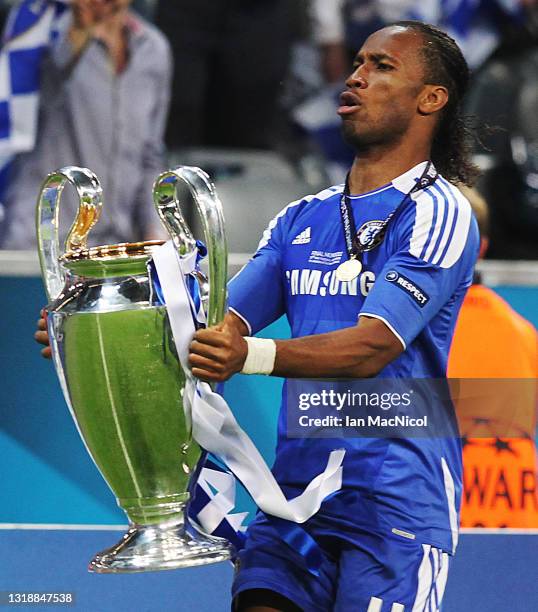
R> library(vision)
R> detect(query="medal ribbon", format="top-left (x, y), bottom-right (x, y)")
top-left (339, 161), bottom-right (438, 264)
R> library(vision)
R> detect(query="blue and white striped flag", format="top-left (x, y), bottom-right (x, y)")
top-left (188, 456), bottom-right (248, 553)
top-left (0, 0), bottom-right (67, 223)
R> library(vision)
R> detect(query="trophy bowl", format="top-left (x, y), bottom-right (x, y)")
top-left (37, 166), bottom-right (233, 572)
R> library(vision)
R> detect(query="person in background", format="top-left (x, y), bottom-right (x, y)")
top-left (1, 0), bottom-right (172, 250)
top-left (153, 0), bottom-right (305, 151)
top-left (311, 0), bottom-right (532, 78)
top-left (448, 187), bottom-right (538, 527)
top-left (463, 3), bottom-right (538, 260)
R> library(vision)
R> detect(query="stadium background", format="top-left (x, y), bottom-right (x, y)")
top-left (1, 254), bottom-right (537, 611)
top-left (1, 0), bottom-right (537, 609)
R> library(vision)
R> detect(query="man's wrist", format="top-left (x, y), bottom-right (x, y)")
top-left (240, 337), bottom-right (276, 375)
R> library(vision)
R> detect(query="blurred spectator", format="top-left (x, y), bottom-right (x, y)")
top-left (405, 0), bottom-right (528, 68)
top-left (448, 187), bottom-right (538, 527)
top-left (464, 3), bottom-right (538, 259)
top-left (1, 0), bottom-right (172, 250)
top-left (154, 0), bottom-right (306, 150)
top-left (311, 0), bottom-right (529, 77)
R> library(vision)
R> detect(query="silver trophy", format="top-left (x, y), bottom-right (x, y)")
top-left (37, 166), bottom-right (233, 572)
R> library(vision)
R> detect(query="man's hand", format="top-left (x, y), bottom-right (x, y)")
top-left (189, 321), bottom-right (248, 383)
top-left (72, 0), bottom-right (126, 31)
top-left (35, 309), bottom-right (52, 359)
top-left (69, 0), bottom-right (128, 55)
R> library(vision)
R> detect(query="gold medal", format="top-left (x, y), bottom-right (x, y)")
top-left (335, 257), bottom-right (362, 282)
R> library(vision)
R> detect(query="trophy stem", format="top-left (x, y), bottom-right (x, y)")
top-left (119, 493), bottom-right (191, 526)
top-left (88, 504), bottom-right (233, 573)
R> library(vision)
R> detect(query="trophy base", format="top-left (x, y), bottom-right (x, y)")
top-left (88, 519), bottom-right (234, 573)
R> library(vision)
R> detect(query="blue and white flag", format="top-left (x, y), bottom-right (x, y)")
top-left (188, 456), bottom-right (248, 552)
top-left (0, 0), bottom-right (67, 221)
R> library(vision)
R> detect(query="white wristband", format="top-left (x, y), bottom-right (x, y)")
top-left (241, 337), bottom-right (277, 375)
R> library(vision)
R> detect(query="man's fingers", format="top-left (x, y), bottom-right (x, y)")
top-left (35, 330), bottom-right (49, 346)
top-left (41, 346), bottom-right (52, 359)
top-left (189, 323), bottom-right (244, 381)
top-left (37, 317), bottom-right (47, 331)
top-left (193, 328), bottom-right (229, 348)
top-left (191, 367), bottom-right (225, 383)
top-left (188, 352), bottom-right (222, 373)
top-left (189, 339), bottom-right (221, 360)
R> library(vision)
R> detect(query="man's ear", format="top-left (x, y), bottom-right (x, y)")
top-left (418, 85), bottom-right (449, 116)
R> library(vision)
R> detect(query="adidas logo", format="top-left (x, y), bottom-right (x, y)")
top-left (292, 227), bottom-right (311, 245)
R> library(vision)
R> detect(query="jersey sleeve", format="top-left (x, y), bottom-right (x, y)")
top-left (360, 181), bottom-right (480, 349)
top-left (228, 206), bottom-right (290, 335)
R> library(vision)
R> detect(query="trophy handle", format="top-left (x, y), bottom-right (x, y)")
top-left (153, 166), bottom-right (228, 327)
top-left (36, 166), bottom-right (103, 302)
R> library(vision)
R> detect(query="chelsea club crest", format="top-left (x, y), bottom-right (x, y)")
top-left (356, 220), bottom-right (386, 251)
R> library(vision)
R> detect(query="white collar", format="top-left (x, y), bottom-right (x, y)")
top-left (391, 161), bottom-right (430, 194)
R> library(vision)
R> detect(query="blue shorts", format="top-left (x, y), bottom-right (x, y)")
top-left (232, 516), bottom-right (451, 612)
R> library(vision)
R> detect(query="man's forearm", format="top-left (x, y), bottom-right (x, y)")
top-left (190, 313), bottom-right (403, 382)
top-left (272, 317), bottom-right (403, 379)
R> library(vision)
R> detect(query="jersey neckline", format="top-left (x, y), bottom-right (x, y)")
top-left (346, 161), bottom-right (430, 199)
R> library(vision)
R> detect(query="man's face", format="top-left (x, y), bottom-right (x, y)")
top-left (339, 26), bottom-right (428, 150)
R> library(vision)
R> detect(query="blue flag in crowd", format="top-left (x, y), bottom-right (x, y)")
top-left (407, 0), bottom-right (524, 36)
top-left (0, 0), bottom-right (67, 226)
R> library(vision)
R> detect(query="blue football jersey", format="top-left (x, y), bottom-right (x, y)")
top-left (228, 162), bottom-right (480, 554)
